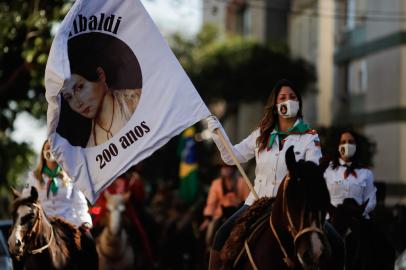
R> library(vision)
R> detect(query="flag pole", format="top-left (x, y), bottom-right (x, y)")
top-left (214, 128), bottom-right (259, 200)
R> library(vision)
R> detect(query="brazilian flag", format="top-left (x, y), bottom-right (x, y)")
top-left (177, 127), bottom-right (198, 202)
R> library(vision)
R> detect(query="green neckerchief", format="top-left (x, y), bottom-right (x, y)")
top-left (268, 120), bottom-right (311, 149)
top-left (43, 164), bottom-right (61, 198)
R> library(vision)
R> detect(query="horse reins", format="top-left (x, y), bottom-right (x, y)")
top-left (24, 203), bottom-right (55, 255)
top-left (269, 175), bottom-right (324, 268)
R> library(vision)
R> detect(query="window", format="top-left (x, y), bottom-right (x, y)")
top-left (346, 0), bottom-right (356, 30)
top-left (348, 59), bottom-right (368, 94)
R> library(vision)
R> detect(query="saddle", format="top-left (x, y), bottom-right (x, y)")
top-left (220, 197), bottom-right (274, 270)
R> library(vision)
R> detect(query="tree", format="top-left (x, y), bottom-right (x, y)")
top-left (156, 25), bottom-right (317, 199)
top-left (171, 24), bottom-right (316, 105)
top-left (0, 1), bottom-right (70, 190)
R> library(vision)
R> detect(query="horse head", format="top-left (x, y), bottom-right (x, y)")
top-left (8, 186), bottom-right (50, 260)
top-left (328, 198), bottom-right (368, 237)
top-left (272, 146), bottom-right (331, 270)
top-left (104, 191), bottom-right (130, 236)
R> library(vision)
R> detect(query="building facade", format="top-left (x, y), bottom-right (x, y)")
top-left (202, 0), bottom-right (334, 134)
top-left (202, 0), bottom-right (406, 203)
top-left (203, 0), bottom-right (292, 143)
top-left (203, 0), bottom-right (290, 43)
top-left (334, 0), bottom-right (406, 203)
top-left (288, 0), bottom-right (335, 127)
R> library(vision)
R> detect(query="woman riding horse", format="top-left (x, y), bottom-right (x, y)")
top-left (324, 130), bottom-right (395, 270)
top-left (324, 130), bottom-right (377, 218)
top-left (20, 140), bottom-right (93, 229)
top-left (221, 146), bottom-right (332, 270)
top-left (207, 79), bottom-right (324, 269)
top-left (200, 164), bottom-right (249, 247)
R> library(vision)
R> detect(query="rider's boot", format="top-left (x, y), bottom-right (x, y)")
top-left (208, 249), bottom-right (222, 270)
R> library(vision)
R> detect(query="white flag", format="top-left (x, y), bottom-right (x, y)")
top-left (45, 0), bottom-right (210, 203)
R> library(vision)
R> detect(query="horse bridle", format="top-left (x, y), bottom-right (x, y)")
top-left (20, 203), bottom-right (54, 255)
top-left (269, 175), bottom-right (325, 268)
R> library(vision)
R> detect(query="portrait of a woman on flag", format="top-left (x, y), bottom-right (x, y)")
top-left (45, 0), bottom-right (210, 202)
top-left (57, 32), bottom-right (143, 147)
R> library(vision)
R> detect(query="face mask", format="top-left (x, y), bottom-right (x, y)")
top-left (276, 100), bottom-right (299, 118)
top-left (338, 143), bottom-right (356, 159)
top-left (43, 149), bottom-right (56, 162)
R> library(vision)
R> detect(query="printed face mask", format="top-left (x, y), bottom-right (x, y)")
top-left (338, 143), bottom-right (356, 159)
top-left (43, 149), bottom-right (56, 162)
top-left (276, 100), bottom-right (299, 118)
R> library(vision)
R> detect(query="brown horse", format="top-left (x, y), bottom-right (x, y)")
top-left (220, 146), bottom-right (332, 270)
top-left (8, 186), bottom-right (98, 270)
top-left (96, 191), bottom-right (135, 270)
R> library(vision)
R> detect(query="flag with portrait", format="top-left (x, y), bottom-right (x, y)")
top-left (45, 0), bottom-right (210, 202)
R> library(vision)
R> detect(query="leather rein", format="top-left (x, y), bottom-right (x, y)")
top-left (22, 203), bottom-right (54, 255)
top-left (269, 175), bottom-right (324, 268)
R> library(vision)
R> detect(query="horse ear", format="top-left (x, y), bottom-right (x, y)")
top-left (285, 146), bottom-right (297, 178)
top-left (30, 186), bottom-right (39, 201)
top-left (104, 190), bottom-right (111, 200)
top-left (10, 187), bottom-right (21, 199)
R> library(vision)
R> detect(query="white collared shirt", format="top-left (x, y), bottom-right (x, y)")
top-left (212, 119), bottom-right (322, 205)
top-left (324, 159), bottom-right (377, 218)
top-left (22, 171), bottom-right (92, 227)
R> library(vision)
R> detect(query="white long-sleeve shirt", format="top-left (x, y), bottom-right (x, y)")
top-left (211, 121), bottom-right (322, 205)
top-left (22, 171), bottom-right (92, 227)
top-left (324, 160), bottom-right (377, 218)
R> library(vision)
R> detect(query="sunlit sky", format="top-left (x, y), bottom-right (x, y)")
top-left (142, 0), bottom-right (202, 37)
top-left (11, 0), bottom-right (202, 153)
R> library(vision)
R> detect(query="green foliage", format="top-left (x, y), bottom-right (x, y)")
top-left (0, 1), bottom-right (70, 191)
top-left (0, 133), bottom-right (35, 188)
top-left (171, 24), bottom-right (316, 104)
top-left (0, 1), bottom-right (71, 131)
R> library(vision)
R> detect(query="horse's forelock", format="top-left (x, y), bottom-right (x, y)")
top-left (306, 169), bottom-right (330, 212)
top-left (11, 197), bottom-right (37, 218)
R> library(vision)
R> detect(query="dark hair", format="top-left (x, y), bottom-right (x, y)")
top-left (56, 32), bottom-right (142, 147)
top-left (256, 79), bottom-right (303, 152)
top-left (331, 130), bottom-right (364, 171)
top-left (57, 97), bottom-right (92, 147)
top-left (68, 32), bottom-right (142, 89)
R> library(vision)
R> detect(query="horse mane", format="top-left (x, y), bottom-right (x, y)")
top-left (11, 196), bottom-right (37, 215)
top-left (220, 197), bottom-right (275, 270)
top-left (49, 216), bottom-right (82, 254)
